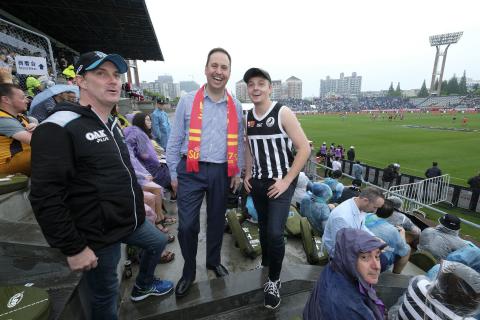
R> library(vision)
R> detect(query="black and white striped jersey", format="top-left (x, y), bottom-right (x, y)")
top-left (246, 102), bottom-right (294, 179)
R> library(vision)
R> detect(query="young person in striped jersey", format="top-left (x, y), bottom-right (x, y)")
top-left (243, 67), bottom-right (310, 309)
top-left (390, 261), bottom-right (480, 320)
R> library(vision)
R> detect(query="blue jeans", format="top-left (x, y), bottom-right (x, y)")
top-left (250, 178), bottom-right (296, 281)
top-left (85, 220), bottom-right (167, 320)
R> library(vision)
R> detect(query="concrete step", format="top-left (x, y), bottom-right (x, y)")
top-left (118, 265), bottom-right (411, 320)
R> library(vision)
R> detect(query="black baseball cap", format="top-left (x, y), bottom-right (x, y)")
top-left (75, 51), bottom-right (128, 75)
top-left (439, 214), bottom-right (461, 230)
top-left (243, 67), bottom-right (271, 83)
top-left (156, 97), bottom-right (169, 104)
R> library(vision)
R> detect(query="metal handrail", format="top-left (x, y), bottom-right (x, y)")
top-left (307, 158), bottom-right (480, 230)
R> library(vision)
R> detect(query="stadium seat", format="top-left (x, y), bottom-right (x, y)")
top-left (409, 251), bottom-right (438, 272)
top-left (0, 285), bottom-right (50, 319)
top-left (0, 174), bottom-right (29, 195)
top-left (300, 217), bottom-right (329, 265)
top-left (284, 206), bottom-right (302, 237)
top-left (226, 209), bottom-right (261, 259)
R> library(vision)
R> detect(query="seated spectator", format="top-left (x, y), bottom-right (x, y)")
top-left (0, 83), bottom-right (35, 175)
top-left (300, 182), bottom-right (333, 235)
top-left (111, 104), bottom-right (130, 129)
top-left (332, 157), bottom-right (342, 172)
top-left (0, 66), bottom-right (13, 84)
top-left (304, 228), bottom-right (387, 320)
top-left (245, 195), bottom-right (258, 223)
top-left (323, 170), bottom-right (344, 203)
top-left (62, 65), bottom-right (76, 84)
top-left (26, 75), bottom-right (42, 96)
top-left (365, 199), bottom-right (411, 274)
top-left (291, 171), bottom-right (310, 208)
top-left (418, 214), bottom-right (468, 261)
top-left (124, 112), bottom-right (173, 193)
top-left (352, 160), bottom-right (365, 182)
top-left (29, 85), bottom-right (78, 122)
top-left (390, 262), bottom-right (480, 320)
top-left (0, 54), bottom-right (8, 68)
top-left (385, 196), bottom-right (420, 247)
top-left (337, 179), bottom-right (362, 203)
top-left (322, 187), bottom-right (384, 256)
top-left (427, 245), bottom-right (480, 280)
top-left (126, 142), bottom-right (176, 237)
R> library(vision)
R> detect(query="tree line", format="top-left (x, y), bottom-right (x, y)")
top-left (387, 71), bottom-right (478, 98)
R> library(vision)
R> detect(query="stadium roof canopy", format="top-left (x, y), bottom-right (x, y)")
top-left (0, 0), bottom-right (163, 61)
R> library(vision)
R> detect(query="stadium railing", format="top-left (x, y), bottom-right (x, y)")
top-left (304, 155), bottom-right (480, 230)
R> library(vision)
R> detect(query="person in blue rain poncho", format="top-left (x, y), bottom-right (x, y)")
top-left (151, 98), bottom-right (171, 150)
top-left (300, 182), bottom-right (333, 235)
top-left (304, 228), bottom-right (387, 320)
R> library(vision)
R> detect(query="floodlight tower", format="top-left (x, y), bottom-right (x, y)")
top-left (429, 32), bottom-right (463, 95)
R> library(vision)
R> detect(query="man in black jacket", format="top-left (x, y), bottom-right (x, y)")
top-left (468, 172), bottom-right (480, 211)
top-left (425, 161), bottom-right (442, 178)
top-left (29, 51), bottom-right (173, 320)
top-left (382, 163), bottom-right (401, 189)
top-left (347, 146), bottom-right (355, 161)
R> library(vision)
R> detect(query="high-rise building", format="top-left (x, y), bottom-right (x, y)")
top-left (271, 80), bottom-right (282, 100)
top-left (235, 80), bottom-right (250, 103)
top-left (157, 75), bottom-right (173, 85)
top-left (140, 74), bottom-right (183, 98)
top-left (285, 76), bottom-right (302, 99)
top-left (320, 72), bottom-right (362, 97)
top-left (179, 81), bottom-right (200, 93)
top-left (168, 83), bottom-right (180, 99)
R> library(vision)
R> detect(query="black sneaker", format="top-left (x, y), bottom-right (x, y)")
top-left (264, 279), bottom-right (281, 309)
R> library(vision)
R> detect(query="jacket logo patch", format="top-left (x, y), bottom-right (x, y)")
top-left (266, 117), bottom-right (275, 127)
top-left (85, 130), bottom-right (110, 143)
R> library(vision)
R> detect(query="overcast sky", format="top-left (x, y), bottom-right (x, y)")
top-left (138, 0), bottom-right (479, 97)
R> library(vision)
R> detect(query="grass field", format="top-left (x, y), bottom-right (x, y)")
top-left (298, 112), bottom-right (480, 186)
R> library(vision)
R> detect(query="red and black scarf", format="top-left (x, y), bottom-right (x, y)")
top-left (187, 85), bottom-right (239, 177)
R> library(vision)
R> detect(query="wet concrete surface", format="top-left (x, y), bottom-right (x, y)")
top-left (118, 198), bottom-right (415, 319)
top-left (0, 189), bottom-right (419, 319)
top-left (0, 221), bottom-right (83, 319)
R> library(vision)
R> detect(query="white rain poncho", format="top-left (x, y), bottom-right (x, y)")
top-left (417, 225), bottom-right (468, 261)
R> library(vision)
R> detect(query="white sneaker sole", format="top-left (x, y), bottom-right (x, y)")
top-left (264, 299), bottom-right (281, 309)
top-left (130, 286), bottom-right (173, 302)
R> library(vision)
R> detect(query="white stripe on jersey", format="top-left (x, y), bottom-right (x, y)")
top-left (271, 138), bottom-right (283, 179)
top-left (253, 138), bottom-right (261, 179)
top-left (262, 138), bottom-right (273, 179)
top-left (248, 133), bottom-right (287, 140)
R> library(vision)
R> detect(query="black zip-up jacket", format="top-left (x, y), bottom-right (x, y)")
top-left (29, 102), bottom-right (145, 256)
